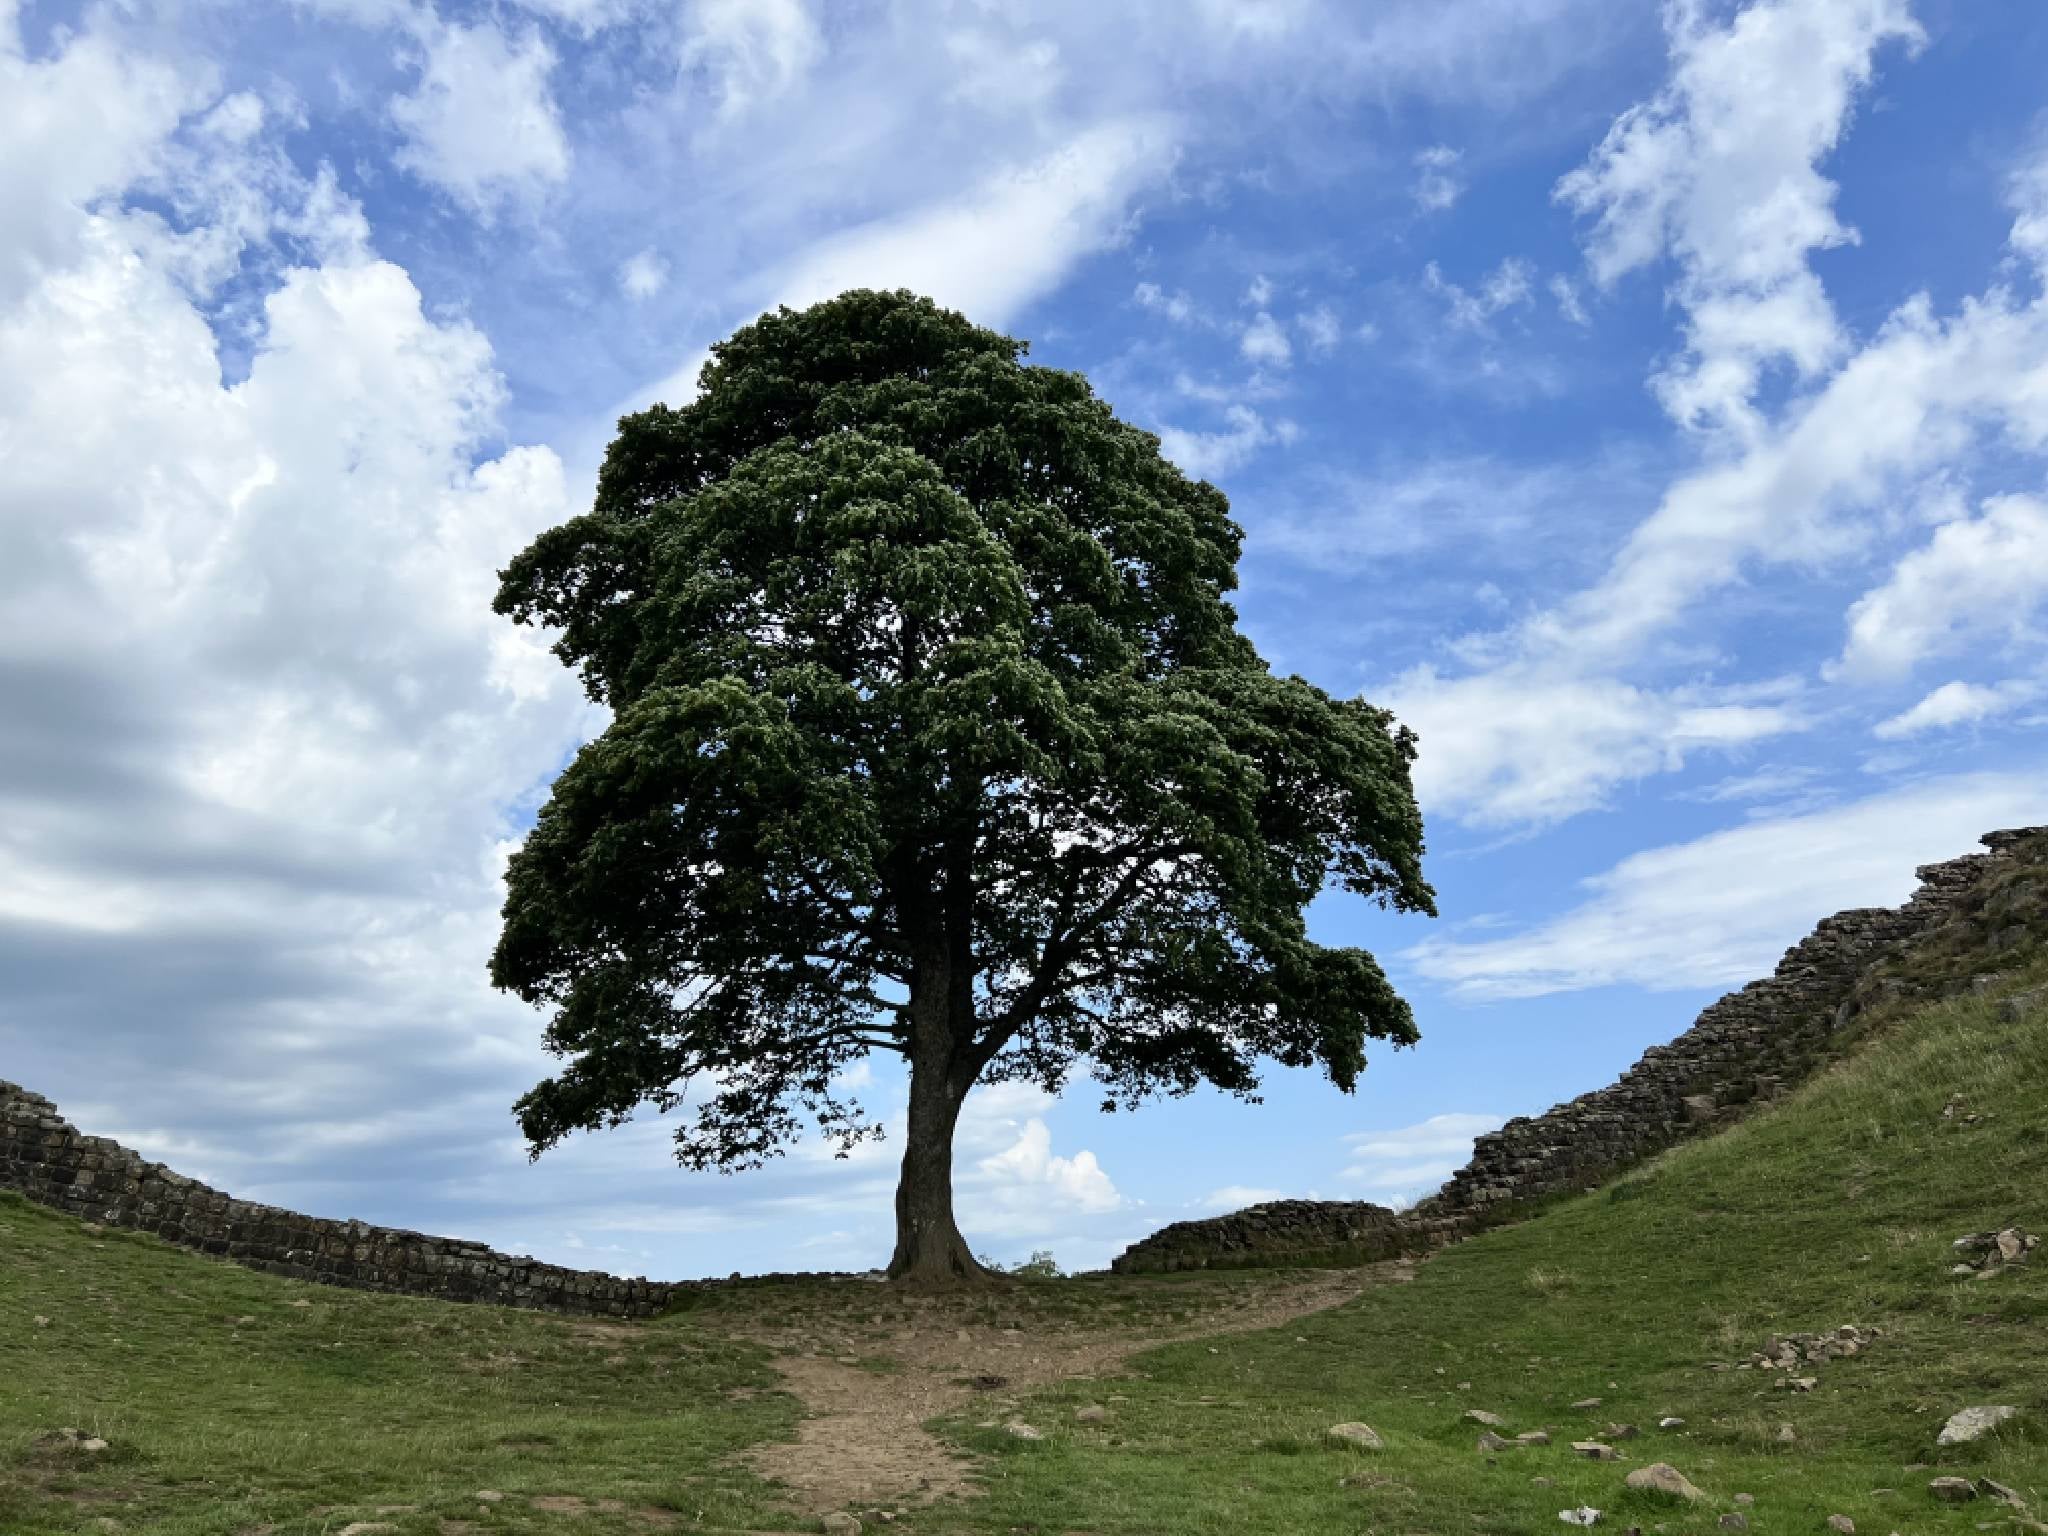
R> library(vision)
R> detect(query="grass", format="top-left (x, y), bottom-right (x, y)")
top-left (4, 958), bottom-right (2044, 1535)
top-left (922, 962), bottom-right (2048, 1535)
top-left (0, 1200), bottom-right (796, 1535)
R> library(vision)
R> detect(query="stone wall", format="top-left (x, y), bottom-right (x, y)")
top-left (1100, 1199), bottom-right (1420, 1275)
top-left (0, 1081), bottom-right (677, 1316)
top-left (1114, 826), bottom-right (2048, 1273)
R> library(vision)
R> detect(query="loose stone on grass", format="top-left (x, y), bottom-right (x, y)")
top-left (1477, 1431), bottom-right (1513, 1452)
top-left (1928, 1477), bottom-right (1978, 1503)
top-left (820, 1514), bottom-right (862, 1536)
top-left (1002, 1419), bottom-right (1042, 1441)
top-left (1573, 1441), bottom-right (1621, 1461)
top-left (1936, 1405), bottom-right (2018, 1446)
top-left (1825, 1517), bottom-right (1855, 1534)
top-left (1466, 1409), bottom-right (1507, 1427)
top-left (1558, 1507), bottom-right (1602, 1526)
top-left (1074, 1403), bottom-right (1108, 1423)
top-left (1624, 1463), bottom-right (1705, 1502)
top-left (1326, 1422), bottom-right (1384, 1451)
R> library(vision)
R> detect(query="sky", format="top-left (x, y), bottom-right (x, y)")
top-left (3, 0), bottom-right (2047, 1279)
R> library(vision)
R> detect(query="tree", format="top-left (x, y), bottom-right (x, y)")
top-left (491, 289), bottom-right (1435, 1283)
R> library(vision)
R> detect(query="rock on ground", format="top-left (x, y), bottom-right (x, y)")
top-left (1624, 1463), bottom-right (1705, 1502)
top-left (1936, 1404), bottom-right (2018, 1446)
top-left (1929, 1476), bottom-right (1979, 1503)
top-left (1326, 1422), bottom-right (1384, 1450)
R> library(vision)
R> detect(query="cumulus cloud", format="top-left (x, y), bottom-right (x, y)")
top-left (1134, 280), bottom-right (1198, 324)
top-left (1407, 772), bottom-right (2048, 998)
top-left (1297, 303), bottom-right (1342, 354)
top-left (1873, 680), bottom-right (2040, 740)
top-left (679, 0), bottom-right (824, 121)
top-left (1411, 143), bottom-right (1464, 211)
top-left (1835, 495), bottom-right (2048, 679)
top-left (1156, 405), bottom-right (1300, 481)
top-left (1556, 0), bottom-right (1921, 434)
top-left (391, 17), bottom-right (571, 217)
top-left (617, 248), bottom-right (669, 300)
top-left (1240, 310), bottom-right (1293, 367)
top-left (1549, 272), bottom-right (1589, 325)
top-left (1424, 257), bottom-right (1534, 333)
top-left (1389, 666), bottom-right (1803, 830)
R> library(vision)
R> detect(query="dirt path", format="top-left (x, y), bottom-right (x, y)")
top-left (696, 1260), bottom-right (1415, 1519)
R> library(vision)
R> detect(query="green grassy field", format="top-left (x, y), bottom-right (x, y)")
top-left (932, 964), bottom-right (2048, 1535)
top-left (5, 959), bottom-right (2044, 1536)
top-left (0, 1201), bottom-right (794, 1535)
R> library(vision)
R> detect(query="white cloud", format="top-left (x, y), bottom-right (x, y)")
top-left (1424, 256), bottom-right (1534, 333)
top-left (1240, 310), bottom-right (1293, 367)
top-left (617, 248), bottom-right (669, 300)
top-left (1389, 665), bottom-right (1803, 830)
top-left (0, 9), bottom-right (204, 307)
top-left (976, 1120), bottom-right (1123, 1214)
top-left (1683, 763), bottom-right (1825, 808)
top-left (1385, 9), bottom-right (2048, 833)
top-left (1549, 272), bottom-right (1589, 325)
top-left (2011, 141), bottom-right (2048, 276)
top-left (1407, 772), bottom-right (2048, 998)
top-left (1156, 404), bottom-right (1299, 480)
top-left (1245, 273), bottom-right (1275, 307)
top-left (391, 17), bottom-right (570, 217)
top-left (763, 117), bottom-right (1175, 329)
top-left (1341, 1112), bottom-right (1503, 1203)
top-left (1134, 279), bottom-right (1198, 324)
top-left (1297, 303), bottom-right (1342, 353)
top-left (1556, 0), bottom-right (1922, 435)
top-left (0, 22), bottom-right (620, 1269)
top-left (1835, 494), bottom-right (2048, 679)
top-left (1873, 679), bottom-right (2039, 740)
top-left (1411, 143), bottom-right (1464, 211)
top-left (679, 0), bottom-right (824, 121)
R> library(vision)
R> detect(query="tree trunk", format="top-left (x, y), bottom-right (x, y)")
top-left (887, 913), bottom-right (992, 1285)
top-left (885, 1053), bottom-right (987, 1283)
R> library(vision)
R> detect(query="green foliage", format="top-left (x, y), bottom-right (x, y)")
top-left (978, 1249), bottom-right (1064, 1280)
top-left (490, 289), bottom-right (1434, 1185)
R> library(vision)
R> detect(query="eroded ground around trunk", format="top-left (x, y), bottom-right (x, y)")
top-left (687, 1260), bottom-right (1416, 1519)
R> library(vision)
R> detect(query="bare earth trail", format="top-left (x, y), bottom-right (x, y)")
top-left (692, 1261), bottom-right (1416, 1520)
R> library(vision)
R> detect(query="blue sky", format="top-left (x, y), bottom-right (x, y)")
top-left (4, 0), bottom-right (2047, 1278)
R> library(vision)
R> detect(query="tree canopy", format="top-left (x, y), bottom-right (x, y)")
top-left (491, 289), bottom-right (1434, 1280)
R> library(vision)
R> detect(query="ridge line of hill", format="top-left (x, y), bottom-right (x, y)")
top-left (1111, 823), bottom-right (2048, 1273)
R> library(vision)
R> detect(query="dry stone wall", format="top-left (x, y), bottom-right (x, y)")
top-left (1114, 825), bottom-right (2048, 1273)
top-left (0, 1081), bottom-right (677, 1316)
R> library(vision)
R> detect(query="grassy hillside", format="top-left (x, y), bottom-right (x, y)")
top-left (4, 958), bottom-right (2044, 1535)
top-left (933, 962), bottom-right (2048, 1534)
top-left (0, 1199), bottom-right (794, 1535)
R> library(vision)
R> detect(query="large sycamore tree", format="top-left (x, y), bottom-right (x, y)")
top-left (492, 290), bottom-right (1434, 1283)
